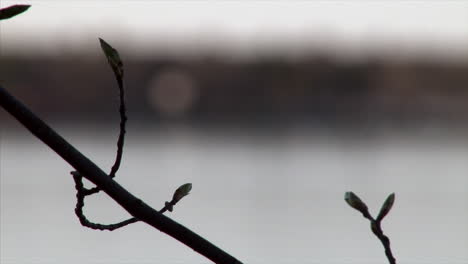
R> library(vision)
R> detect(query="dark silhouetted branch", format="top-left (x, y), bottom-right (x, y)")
top-left (71, 171), bottom-right (138, 231)
top-left (108, 66), bottom-right (126, 179)
top-left (68, 39), bottom-right (191, 232)
top-left (0, 84), bottom-right (244, 264)
top-left (71, 171), bottom-right (190, 231)
top-left (83, 38), bottom-right (127, 197)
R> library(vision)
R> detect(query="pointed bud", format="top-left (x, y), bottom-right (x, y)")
top-left (172, 183), bottom-right (192, 204)
top-left (376, 193), bottom-right (395, 222)
top-left (99, 38), bottom-right (124, 78)
top-left (0, 5), bottom-right (30, 20)
top-left (345, 191), bottom-right (370, 216)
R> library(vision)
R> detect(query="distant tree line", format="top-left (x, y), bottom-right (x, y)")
top-left (2, 41), bottom-right (467, 127)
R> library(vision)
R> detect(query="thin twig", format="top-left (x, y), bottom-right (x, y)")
top-left (371, 221), bottom-right (396, 264)
top-left (109, 76), bottom-right (127, 179)
top-left (345, 192), bottom-right (397, 264)
top-left (76, 58), bottom-right (127, 194)
top-left (71, 171), bottom-right (185, 231)
top-left (71, 171), bottom-right (138, 231)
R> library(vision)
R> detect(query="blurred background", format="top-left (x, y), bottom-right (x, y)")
top-left (1, 1), bottom-right (467, 264)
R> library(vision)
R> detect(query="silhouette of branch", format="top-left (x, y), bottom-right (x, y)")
top-left (82, 38), bottom-right (128, 197)
top-left (65, 39), bottom-right (194, 232)
top-left (71, 171), bottom-right (138, 231)
top-left (107, 60), bottom-right (126, 179)
top-left (0, 84), bottom-right (244, 264)
top-left (345, 192), bottom-right (397, 264)
top-left (64, 38), bottom-right (128, 230)
top-left (71, 171), bottom-right (191, 231)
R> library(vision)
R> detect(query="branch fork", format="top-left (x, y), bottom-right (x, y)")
top-left (70, 38), bottom-right (192, 231)
top-left (345, 192), bottom-right (397, 264)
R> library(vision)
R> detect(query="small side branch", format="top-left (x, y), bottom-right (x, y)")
top-left (108, 74), bottom-right (127, 179)
top-left (71, 171), bottom-right (192, 231)
top-left (345, 192), bottom-right (397, 264)
top-left (68, 39), bottom-right (193, 232)
top-left (72, 171), bottom-right (138, 231)
top-left (97, 38), bottom-right (127, 180)
top-left (70, 39), bottom-right (128, 207)
top-left (371, 221), bottom-right (396, 264)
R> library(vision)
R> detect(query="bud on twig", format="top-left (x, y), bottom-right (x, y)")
top-left (344, 192), bottom-right (368, 213)
top-left (376, 193), bottom-right (395, 222)
top-left (0, 5), bottom-right (30, 20)
top-left (344, 191), bottom-right (371, 219)
top-left (172, 183), bottom-right (192, 204)
top-left (99, 38), bottom-right (124, 78)
top-left (344, 191), bottom-right (397, 264)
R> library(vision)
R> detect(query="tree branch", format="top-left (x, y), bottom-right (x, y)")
top-left (345, 192), bottom-right (396, 264)
top-left (71, 171), bottom-right (138, 231)
top-left (0, 84), bottom-right (244, 264)
top-left (70, 171), bottom-right (189, 231)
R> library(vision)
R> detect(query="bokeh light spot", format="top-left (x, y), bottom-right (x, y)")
top-left (147, 68), bottom-right (198, 118)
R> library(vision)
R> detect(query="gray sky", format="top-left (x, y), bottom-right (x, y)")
top-left (1, 0), bottom-right (468, 60)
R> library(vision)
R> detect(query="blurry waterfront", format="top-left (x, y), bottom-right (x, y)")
top-left (1, 1), bottom-right (468, 263)
top-left (2, 57), bottom-right (468, 263)
top-left (2, 30), bottom-right (468, 264)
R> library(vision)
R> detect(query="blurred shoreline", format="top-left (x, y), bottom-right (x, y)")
top-left (1, 53), bottom-right (468, 132)
top-left (3, 117), bottom-right (468, 143)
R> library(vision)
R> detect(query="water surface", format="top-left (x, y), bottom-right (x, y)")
top-left (1, 125), bottom-right (467, 264)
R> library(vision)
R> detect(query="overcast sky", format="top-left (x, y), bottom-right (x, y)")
top-left (1, 0), bottom-right (468, 60)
